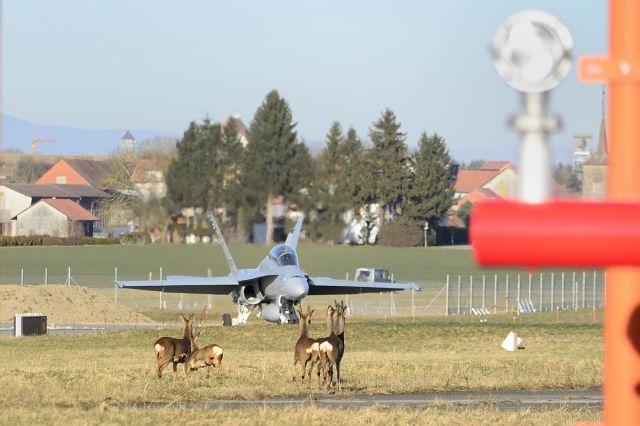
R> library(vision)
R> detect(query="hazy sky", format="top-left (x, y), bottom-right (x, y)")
top-left (3, 0), bottom-right (606, 163)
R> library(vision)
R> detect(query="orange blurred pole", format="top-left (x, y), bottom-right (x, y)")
top-left (606, 1), bottom-right (640, 423)
top-left (579, 0), bottom-right (640, 423)
top-left (577, 0), bottom-right (640, 422)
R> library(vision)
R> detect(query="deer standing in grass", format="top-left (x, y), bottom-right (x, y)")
top-left (184, 328), bottom-right (223, 382)
top-left (154, 314), bottom-right (194, 381)
top-left (293, 306), bottom-right (319, 382)
top-left (318, 301), bottom-right (346, 390)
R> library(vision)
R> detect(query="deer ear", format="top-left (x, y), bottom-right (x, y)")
top-left (309, 309), bottom-right (315, 317)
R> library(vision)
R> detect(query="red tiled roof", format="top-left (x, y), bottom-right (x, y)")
top-left (42, 199), bottom-right (98, 221)
top-left (480, 161), bottom-right (513, 171)
top-left (454, 170), bottom-right (501, 193)
top-left (455, 188), bottom-right (499, 208)
top-left (131, 159), bottom-right (162, 183)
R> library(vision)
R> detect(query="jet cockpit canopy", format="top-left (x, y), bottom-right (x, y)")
top-left (269, 244), bottom-right (298, 267)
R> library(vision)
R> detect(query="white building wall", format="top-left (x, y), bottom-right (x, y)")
top-left (15, 203), bottom-right (69, 237)
top-left (484, 169), bottom-right (518, 199)
top-left (0, 186), bottom-right (33, 236)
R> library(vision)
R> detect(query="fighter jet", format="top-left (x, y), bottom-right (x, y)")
top-left (115, 215), bottom-right (420, 324)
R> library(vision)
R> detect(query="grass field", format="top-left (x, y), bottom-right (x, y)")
top-left (0, 313), bottom-right (602, 424)
top-left (0, 244), bottom-right (605, 319)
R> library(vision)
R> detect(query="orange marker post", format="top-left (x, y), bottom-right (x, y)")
top-left (579, 0), bottom-right (640, 423)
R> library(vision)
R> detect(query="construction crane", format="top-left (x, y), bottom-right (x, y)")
top-left (31, 136), bottom-right (55, 153)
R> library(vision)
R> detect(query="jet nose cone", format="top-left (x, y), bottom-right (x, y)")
top-left (285, 276), bottom-right (308, 300)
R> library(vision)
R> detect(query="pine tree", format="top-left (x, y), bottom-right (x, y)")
top-left (367, 109), bottom-right (410, 217)
top-left (241, 90), bottom-right (312, 225)
top-left (405, 132), bottom-right (456, 228)
top-left (314, 122), bottom-right (346, 228)
top-left (338, 127), bottom-right (366, 210)
top-left (164, 118), bottom-right (227, 214)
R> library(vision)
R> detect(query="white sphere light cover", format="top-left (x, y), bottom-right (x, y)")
top-left (493, 10), bottom-right (573, 93)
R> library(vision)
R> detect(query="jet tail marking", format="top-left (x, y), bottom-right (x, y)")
top-left (207, 213), bottom-right (238, 273)
top-left (285, 215), bottom-right (304, 250)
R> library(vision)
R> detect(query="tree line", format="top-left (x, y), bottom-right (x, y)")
top-left (161, 90), bottom-right (457, 244)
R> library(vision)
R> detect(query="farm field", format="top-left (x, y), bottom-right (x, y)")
top-left (0, 314), bottom-right (602, 425)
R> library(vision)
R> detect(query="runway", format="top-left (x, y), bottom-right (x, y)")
top-left (131, 390), bottom-right (601, 411)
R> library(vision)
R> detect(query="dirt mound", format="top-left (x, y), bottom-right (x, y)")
top-left (0, 285), bottom-right (153, 324)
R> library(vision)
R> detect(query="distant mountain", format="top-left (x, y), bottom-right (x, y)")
top-left (1, 114), bottom-right (176, 155)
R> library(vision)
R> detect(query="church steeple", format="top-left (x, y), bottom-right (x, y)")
top-left (588, 87), bottom-right (608, 165)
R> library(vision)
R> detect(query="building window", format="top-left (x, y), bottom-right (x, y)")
top-left (56, 176), bottom-right (67, 184)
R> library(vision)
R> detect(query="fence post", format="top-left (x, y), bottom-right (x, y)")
top-left (571, 271), bottom-right (578, 311)
top-left (469, 276), bottom-right (473, 313)
top-left (561, 272), bottom-right (565, 309)
top-left (44, 267), bottom-right (48, 285)
top-left (160, 290), bottom-right (163, 310)
top-left (505, 275), bottom-right (510, 313)
top-left (457, 275), bottom-right (461, 315)
top-left (582, 271), bottom-right (586, 309)
top-left (593, 270), bottom-right (597, 309)
top-left (20, 268), bottom-right (24, 286)
top-left (411, 289), bottom-right (415, 323)
top-left (482, 275), bottom-right (486, 310)
top-left (493, 274), bottom-right (498, 314)
top-left (160, 267), bottom-right (163, 282)
top-left (539, 273), bottom-right (543, 312)
top-left (445, 275), bottom-right (450, 316)
top-left (551, 273), bottom-right (555, 310)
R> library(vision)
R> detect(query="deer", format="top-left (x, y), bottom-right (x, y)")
top-left (184, 327), bottom-right (224, 382)
top-left (153, 314), bottom-right (194, 381)
top-left (292, 305), bottom-right (320, 382)
top-left (317, 300), bottom-right (347, 391)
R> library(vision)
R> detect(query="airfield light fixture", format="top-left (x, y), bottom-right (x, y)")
top-left (492, 10), bottom-right (573, 203)
top-left (492, 10), bottom-right (573, 94)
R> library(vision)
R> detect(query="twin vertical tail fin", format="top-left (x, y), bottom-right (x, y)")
top-left (207, 214), bottom-right (238, 274)
top-left (284, 215), bottom-right (304, 251)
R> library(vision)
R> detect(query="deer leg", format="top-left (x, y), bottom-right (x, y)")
top-left (336, 361), bottom-right (341, 391)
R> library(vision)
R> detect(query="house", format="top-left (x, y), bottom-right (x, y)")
top-left (131, 159), bottom-right (166, 200)
top-left (454, 161), bottom-right (517, 199)
top-left (0, 183), bottom-right (108, 236)
top-left (13, 199), bottom-right (98, 237)
top-left (35, 158), bottom-right (113, 190)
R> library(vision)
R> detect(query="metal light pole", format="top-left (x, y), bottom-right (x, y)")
top-left (492, 10), bottom-right (572, 203)
top-left (423, 222), bottom-right (429, 247)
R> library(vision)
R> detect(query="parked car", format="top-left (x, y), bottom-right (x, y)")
top-left (355, 268), bottom-right (393, 283)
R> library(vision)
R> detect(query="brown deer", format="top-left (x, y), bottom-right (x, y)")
top-left (318, 301), bottom-right (346, 390)
top-left (153, 314), bottom-right (194, 380)
top-left (292, 306), bottom-right (319, 382)
top-left (184, 328), bottom-right (223, 382)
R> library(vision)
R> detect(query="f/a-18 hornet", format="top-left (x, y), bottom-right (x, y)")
top-left (115, 215), bottom-right (421, 324)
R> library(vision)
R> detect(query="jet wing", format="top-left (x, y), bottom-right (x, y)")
top-left (307, 276), bottom-right (421, 295)
top-left (115, 275), bottom-right (239, 295)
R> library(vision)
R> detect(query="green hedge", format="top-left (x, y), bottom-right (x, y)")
top-left (0, 235), bottom-right (121, 247)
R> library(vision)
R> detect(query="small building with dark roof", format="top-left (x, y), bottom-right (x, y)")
top-left (35, 159), bottom-right (114, 190)
top-left (13, 198), bottom-right (98, 237)
top-left (0, 183), bottom-right (108, 236)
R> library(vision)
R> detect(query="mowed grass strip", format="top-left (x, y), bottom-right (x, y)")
top-left (4, 406), bottom-right (601, 426)
top-left (0, 317), bottom-right (601, 409)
